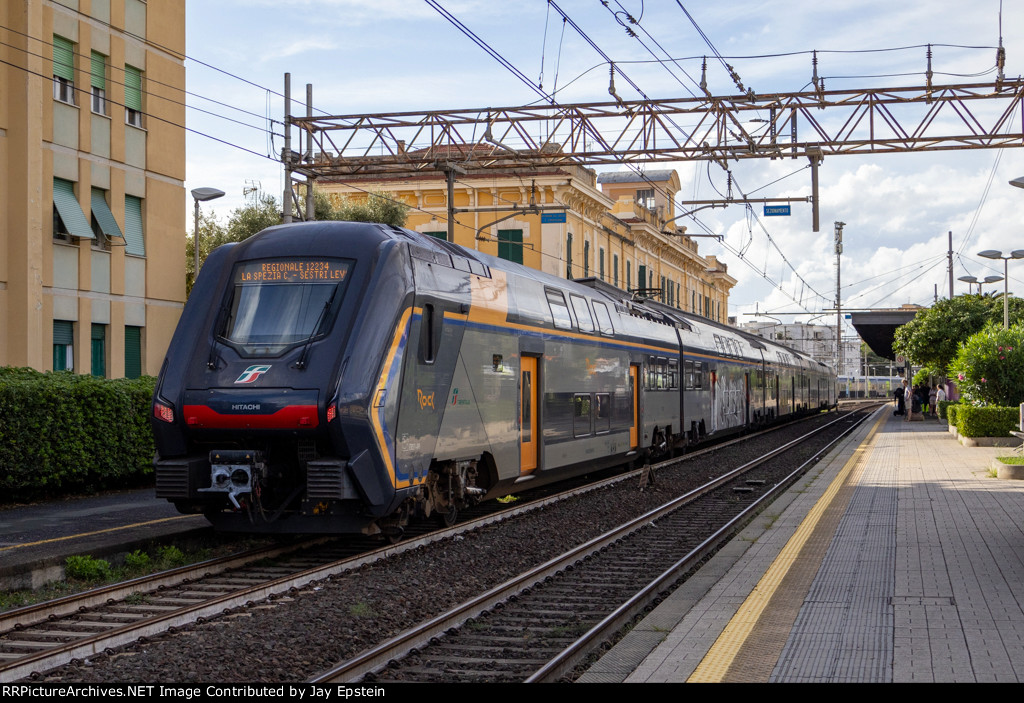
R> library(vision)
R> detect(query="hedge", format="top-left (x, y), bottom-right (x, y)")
top-left (0, 367), bottom-right (156, 502)
top-left (937, 399), bottom-right (957, 421)
top-left (953, 404), bottom-right (1020, 438)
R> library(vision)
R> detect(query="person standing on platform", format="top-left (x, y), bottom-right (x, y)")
top-left (928, 384), bottom-right (938, 418)
top-left (894, 384), bottom-right (906, 416)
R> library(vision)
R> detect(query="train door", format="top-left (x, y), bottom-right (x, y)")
top-left (520, 356), bottom-right (538, 473)
top-left (629, 364), bottom-right (639, 450)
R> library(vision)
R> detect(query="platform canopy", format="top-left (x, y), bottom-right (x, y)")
top-left (850, 310), bottom-right (919, 360)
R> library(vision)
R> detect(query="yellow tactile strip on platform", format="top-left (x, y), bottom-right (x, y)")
top-left (688, 412), bottom-right (887, 682)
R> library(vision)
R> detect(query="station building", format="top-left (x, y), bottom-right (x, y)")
top-left (320, 167), bottom-right (735, 322)
top-left (0, 0), bottom-right (186, 377)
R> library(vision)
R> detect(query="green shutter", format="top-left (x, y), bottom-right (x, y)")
top-left (422, 231), bottom-right (446, 240)
top-left (53, 179), bottom-right (95, 239)
top-left (583, 241), bottom-right (590, 276)
top-left (497, 229), bottom-right (523, 265)
top-left (53, 321), bottom-right (73, 371)
top-left (123, 195), bottom-right (145, 255)
top-left (91, 324), bottom-right (106, 378)
top-left (91, 188), bottom-right (124, 240)
top-left (637, 265), bottom-right (647, 291)
top-left (90, 52), bottom-right (105, 89)
top-left (124, 326), bottom-right (142, 379)
top-left (53, 36), bottom-right (74, 81)
top-left (124, 65), bottom-right (142, 111)
top-left (566, 232), bottom-right (573, 279)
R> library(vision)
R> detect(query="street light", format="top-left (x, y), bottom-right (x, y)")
top-left (957, 274), bottom-right (1004, 295)
top-left (191, 187), bottom-right (225, 281)
top-left (977, 249), bottom-right (1024, 329)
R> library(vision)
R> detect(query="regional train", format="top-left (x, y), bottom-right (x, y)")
top-left (152, 221), bottom-right (836, 536)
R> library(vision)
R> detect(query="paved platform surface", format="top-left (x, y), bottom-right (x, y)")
top-left (580, 408), bottom-right (1024, 683)
top-left (0, 488), bottom-right (208, 590)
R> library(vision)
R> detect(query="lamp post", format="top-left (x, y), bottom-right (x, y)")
top-left (191, 187), bottom-right (225, 282)
top-left (977, 249), bottom-right (1024, 329)
top-left (957, 274), bottom-right (1004, 295)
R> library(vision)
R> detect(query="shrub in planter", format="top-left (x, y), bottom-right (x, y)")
top-left (949, 324), bottom-right (1024, 407)
top-left (947, 404), bottom-right (959, 428)
top-left (937, 399), bottom-right (958, 421)
top-left (954, 405), bottom-right (1019, 438)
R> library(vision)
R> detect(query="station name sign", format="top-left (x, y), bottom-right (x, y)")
top-left (763, 205), bottom-right (791, 217)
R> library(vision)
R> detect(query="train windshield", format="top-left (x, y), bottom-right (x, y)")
top-left (221, 258), bottom-right (353, 355)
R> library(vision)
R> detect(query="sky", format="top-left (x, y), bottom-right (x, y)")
top-left (183, 0), bottom-right (1024, 332)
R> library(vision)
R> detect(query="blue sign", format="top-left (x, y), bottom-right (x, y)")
top-left (763, 205), bottom-right (791, 217)
top-left (541, 212), bottom-right (567, 224)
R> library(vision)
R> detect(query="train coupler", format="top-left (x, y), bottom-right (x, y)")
top-left (200, 450), bottom-right (264, 509)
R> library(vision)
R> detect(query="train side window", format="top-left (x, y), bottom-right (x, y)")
top-left (694, 361), bottom-right (703, 390)
top-left (418, 303), bottom-right (441, 364)
top-left (546, 289), bottom-right (574, 330)
top-left (595, 393), bottom-right (611, 434)
top-left (592, 301), bottom-right (614, 335)
top-left (684, 360), bottom-right (694, 389)
top-left (573, 393), bottom-right (593, 437)
top-left (569, 295), bottom-right (595, 333)
top-left (669, 358), bottom-right (679, 389)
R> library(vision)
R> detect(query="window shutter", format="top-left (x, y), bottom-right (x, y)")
top-left (90, 52), bottom-right (106, 89)
top-left (124, 195), bottom-right (145, 255)
top-left (53, 179), bottom-right (95, 239)
top-left (53, 36), bottom-right (74, 80)
top-left (125, 65), bottom-right (142, 110)
top-left (124, 326), bottom-right (142, 379)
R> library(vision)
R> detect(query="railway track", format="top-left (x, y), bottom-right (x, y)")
top-left (3, 408), bottom-right (867, 682)
top-left (310, 407), bottom-right (877, 683)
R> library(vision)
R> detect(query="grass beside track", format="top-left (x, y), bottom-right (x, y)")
top-left (0, 534), bottom-right (279, 613)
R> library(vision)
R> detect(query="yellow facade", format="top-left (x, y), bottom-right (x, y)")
top-left (322, 166), bottom-right (735, 322)
top-left (0, 0), bottom-right (186, 377)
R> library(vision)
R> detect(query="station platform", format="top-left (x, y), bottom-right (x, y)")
top-left (581, 407), bottom-right (1024, 683)
top-left (0, 488), bottom-right (209, 590)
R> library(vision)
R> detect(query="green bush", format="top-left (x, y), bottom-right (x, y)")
top-left (954, 405), bottom-right (1019, 438)
top-left (937, 399), bottom-right (958, 421)
top-left (947, 404), bottom-right (959, 427)
top-left (949, 325), bottom-right (1024, 407)
top-left (65, 555), bottom-right (111, 581)
top-left (124, 550), bottom-right (151, 570)
top-left (0, 367), bottom-right (156, 502)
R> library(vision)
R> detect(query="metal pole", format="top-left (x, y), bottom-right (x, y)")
top-left (1004, 258), bottom-right (1010, 329)
top-left (283, 73), bottom-right (292, 224)
top-left (834, 221), bottom-right (845, 375)
top-left (446, 168), bottom-right (455, 243)
top-left (305, 83), bottom-right (314, 221)
top-left (947, 230), bottom-right (953, 299)
top-left (193, 198), bottom-right (199, 284)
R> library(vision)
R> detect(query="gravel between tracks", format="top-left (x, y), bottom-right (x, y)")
top-left (36, 412), bottom-right (847, 682)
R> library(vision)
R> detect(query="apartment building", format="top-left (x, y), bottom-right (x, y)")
top-left (1, 0), bottom-right (185, 377)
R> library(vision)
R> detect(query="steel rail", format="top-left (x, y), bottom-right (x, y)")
top-left (309, 409), bottom-right (864, 683)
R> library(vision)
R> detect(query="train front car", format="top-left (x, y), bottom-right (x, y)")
top-left (152, 221), bottom-right (417, 535)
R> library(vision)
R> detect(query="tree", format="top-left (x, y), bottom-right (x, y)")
top-left (892, 294), bottom-right (1024, 374)
top-left (185, 187), bottom-right (409, 294)
top-left (949, 324), bottom-right (1024, 406)
top-left (325, 189), bottom-right (409, 227)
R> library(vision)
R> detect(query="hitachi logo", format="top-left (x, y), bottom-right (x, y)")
top-left (231, 403), bottom-right (261, 411)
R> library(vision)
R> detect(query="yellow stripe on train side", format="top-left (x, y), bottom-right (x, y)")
top-left (370, 306), bottom-right (412, 489)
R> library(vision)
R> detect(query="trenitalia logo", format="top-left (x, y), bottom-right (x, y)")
top-left (235, 365), bottom-right (272, 384)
